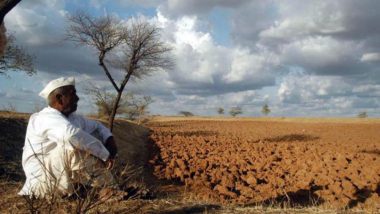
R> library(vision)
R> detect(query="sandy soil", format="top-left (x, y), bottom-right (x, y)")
top-left (148, 119), bottom-right (380, 209)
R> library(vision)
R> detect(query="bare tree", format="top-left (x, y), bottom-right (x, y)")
top-left (0, 0), bottom-right (21, 56)
top-left (0, 0), bottom-right (19, 55)
top-left (85, 83), bottom-right (126, 119)
top-left (1, 102), bottom-right (16, 112)
top-left (0, 35), bottom-right (34, 75)
top-left (0, 23), bottom-right (5, 56)
top-left (357, 111), bottom-right (368, 118)
top-left (122, 93), bottom-right (153, 123)
top-left (217, 107), bottom-right (224, 115)
top-left (261, 103), bottom-right (271, 116)
top-left (86, 83), bottom-right (153, 123)
top-left (0, 0), bottom-right (34, 75)
top-left (66, 11), bottom-right (172, 131)
top-left (229, 106), bottom-right (242, 117)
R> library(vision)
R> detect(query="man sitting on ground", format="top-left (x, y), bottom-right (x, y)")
top-left (19, 77), bottom-right (118, 198)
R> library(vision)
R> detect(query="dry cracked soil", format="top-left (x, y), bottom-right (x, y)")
top-left (148, 118), bottom-right (380, 210)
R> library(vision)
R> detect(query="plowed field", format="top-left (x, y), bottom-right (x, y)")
top-left (148, 119), bottom-right (380, 209)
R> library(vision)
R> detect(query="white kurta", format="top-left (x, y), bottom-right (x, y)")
top-left (19, 107), bottom-right (113, 197)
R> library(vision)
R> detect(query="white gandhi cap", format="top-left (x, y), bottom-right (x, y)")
top-left (39, 77), bottom-right (75, 99)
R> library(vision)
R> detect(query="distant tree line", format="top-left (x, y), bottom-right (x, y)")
top-left (214, 104), bottom-right (271, 117)
top-left (214, 105), bottom-right (370, 118)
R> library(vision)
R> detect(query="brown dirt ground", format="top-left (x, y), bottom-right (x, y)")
top-left (1, 112), bottom-right (379, 213)
top-left (148, 117), bottom-right (380, 210)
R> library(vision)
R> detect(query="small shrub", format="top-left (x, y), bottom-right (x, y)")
top-left (262, 104), bottom-right (271, 116)
top-left (229, 107), bottom-right (242, 117)
top-left (179, 111), bottom-right (194, 117)
top-left (357, 112), bottom-right (368, 118)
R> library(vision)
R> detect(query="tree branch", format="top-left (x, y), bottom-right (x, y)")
top-left (0, 0), bottom-right (21, 24)
top-left (98, 51), bottom-right (120, 92)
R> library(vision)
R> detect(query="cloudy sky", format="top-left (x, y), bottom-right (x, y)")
top-left (1, 0), bottom-right (380, 117)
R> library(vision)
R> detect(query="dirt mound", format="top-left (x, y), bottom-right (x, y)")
top-left (148, 120), bottom-right (380, 209)
top-left (0, 113), bottom-right (28, 181)
top-left (112, 119), bottom-right (151, 167)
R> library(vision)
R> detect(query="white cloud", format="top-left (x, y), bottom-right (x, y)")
top-left (223, 48), bottom-right (266, 83)
top-left (158, 0), bottom-right (250, 18)
top-left (115, 0), bottom-right (163, 8)
top-left (352, 84), bottom-right (380, 97)
top-left (231, 0), bottom-right (380, 77)
top-left (276, 72), bottom-right (380, 116)
top-left (360, 53), bottom-right (380, 62)
top-left (2, 0), bottom-right (380, 117)
top-left (153, 12), bottom-right (276, 96)
top-left (94, 0), bottom-right (380, 116)
top-left (90, 0), bottom-right (110, 9)
top-left (278, 73), bottom-right (352, 104)
top-left (259, 1), bottom-right (345, 43)
top-left (148, 89), bottom-right (264, 116)
top-left (280, 36), bottom-right (361, 75)
top-left (5, 0), bottom-right (66, 45)
top-left (259, 15), bottom-right (345, 43)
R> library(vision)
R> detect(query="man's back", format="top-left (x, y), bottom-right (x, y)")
top-left (19, 106), bottom-right (111, 197)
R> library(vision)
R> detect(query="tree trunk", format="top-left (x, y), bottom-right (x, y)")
top-left (108, 70), bottom-right (133, 132)
top-left (98, 51), bottom-right (119, 92)
top-left (0, 0), bottom-right (21, 23)
top-left (108, 90), bottom-right (122, 132)
top-left (97, 51), bottom-right (121, 132)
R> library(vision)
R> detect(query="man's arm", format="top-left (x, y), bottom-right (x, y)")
top-left (104, 136), bottom-right (118, 169)
top-left (37, 112), bottom-right (110, 162)
top-left (76, 116), bottom-right (113, 144)
top-left (64, 126), bottom-right (110, 162)
top-left (79, 117), bottom-right (118, 159)
top-left (45, 119), bottom-right (110, 162)
top-left (71, 115), bottom-right (117, 164)
top-left (104, 136), bottom-right (118, 159)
